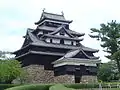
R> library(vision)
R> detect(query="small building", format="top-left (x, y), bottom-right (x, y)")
top-left (13, 11), bottom-right (100, 83)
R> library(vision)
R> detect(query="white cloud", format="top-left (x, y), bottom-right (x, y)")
top-left (0, 35), bottom-right (24, 51)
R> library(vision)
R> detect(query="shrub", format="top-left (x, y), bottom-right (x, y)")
top-left (65, 83), bottom-right (99, 89)
top-left (0, 60), bottom-right (25, 84)
top-left (0, 84), bottom-right (19, 90)
top-left (5, 83), bottom-right (120, 90)
top-left (5, 84), bottom-right (52, 90)
top-left (49, 84), bottom-right (74, 90)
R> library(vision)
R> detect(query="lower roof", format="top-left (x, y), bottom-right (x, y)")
top-left (52, 58), bottom-right (101, 67)
top-left (13, 29), bottom-right (98, 54)
top-left (15, 50), bottom-right (65, 59)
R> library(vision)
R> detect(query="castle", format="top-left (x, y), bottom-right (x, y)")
top-left (13, 11), bottom-right (100, 83)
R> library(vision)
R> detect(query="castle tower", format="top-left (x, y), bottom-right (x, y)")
top-left (13, 11), bottom-right (100, 83)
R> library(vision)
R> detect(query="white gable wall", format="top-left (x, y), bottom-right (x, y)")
top-left (64, 40), bottom-right (71, 45)
top-left (56, 33), bottom-right (59, 35)
top-left (53, 38), bottom-right (60, 43)
top-left (37, 31), bottom-right (43, 35)
top-left (46, 38), bottom-right (50, 42)
top-left (64, 33), bottom-right (69, 37)
top-left (73, 41), bottom-right (76, 45)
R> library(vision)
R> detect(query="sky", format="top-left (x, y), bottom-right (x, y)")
top-left (1, 0), bottom-right (120, 62)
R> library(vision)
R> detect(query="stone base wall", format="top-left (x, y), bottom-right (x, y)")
top-left (18, 65), bottom-right (97, 84)
top-left (80, 75), bottom-right (98, 83)
top-left (23, 65), bottom-right (54, 83)
top-left (54, 75), bottom-right (75, 83)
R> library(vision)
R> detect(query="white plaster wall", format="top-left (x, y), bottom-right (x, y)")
top-left (46, 38), bottom-right (50, 42)
top-left (64, 40), bottom-right (71, 45)
top-left (56, 33), bottom-right (60, 35)
top-left (53, 62), bottom-right (97, 67)
top-left (73, 41), bottom-right (76, 45)
top-left (53, 38), bottom-right (60, 43)
top-left (38, 31), bottom-right (43, 35)
top-left (56, 32), bottom-right (69, 37)
top-left (64, 33), bottom-right (69, 37)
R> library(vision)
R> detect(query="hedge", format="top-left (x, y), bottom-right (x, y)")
top-left (49, 84), bottom-right (74, 90)
top-left (65, 83), bottom-right (119, 89)
top-left (5, 83), bottom-right (120, 90)
top-left (0, 84), bottom-right (19, 90)
top-left (65, 83), bottom-right (99, 89)
top-left (5, 84), bottom-right (52, 90)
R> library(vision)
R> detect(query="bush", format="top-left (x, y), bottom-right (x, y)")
top-left (5, 84), bottom-right (52, 90)
top-left (49, 84), bottom-right (74, 90)
top-left (65, 83), bottom-right (99, 89)
top-left (0, 84), bottom-right (19, 90)
top-left (5, 83), bottom-right (120, 90)
top-left (0, 60), bottom-right (25, 84)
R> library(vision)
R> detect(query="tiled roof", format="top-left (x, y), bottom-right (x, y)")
top-left (36, 19), bottom-right (70, 25)
top-left (30, 51), bottom-right (64, 56)
top-left (57, 49), bottom-right (99, 61)
top-left (42, 34), bottom-right (83, 41)
top-left (27, 29), bottom-right (98, 52)
top-left (37, 26), bottom-right (85, 36)
top-left (14, 28), bottom-right (98, 54)
top-left (47, 25), bottom-right (74, 37)
top-left (35, 12), bottom-right (72, 25)
top-left (42, 12), bottom-right (66, 21)
top-left (52, 58), bottom-right (101, 66)
top-left (15, 50), bottom-right (64, 59)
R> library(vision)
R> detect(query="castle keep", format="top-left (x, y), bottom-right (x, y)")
top-left (13, 11), bottom-right (100, 83)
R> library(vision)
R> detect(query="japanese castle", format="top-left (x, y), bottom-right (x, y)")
top-left (13, 11), bottom-right (100, 83)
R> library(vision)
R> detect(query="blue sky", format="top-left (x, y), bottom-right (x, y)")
top-left (1, 0), bottom-right (120, 62)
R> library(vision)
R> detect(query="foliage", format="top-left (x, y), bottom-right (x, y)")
top-left (49, 84), bottom-right (74, 90)
top-left (65, 83), bottom-right (99, 89)
top-left (0, 60), bottom-right (24, 84)
top-left (5, 83), bottom-right (120, 90)
top-left (5, 84), bottom-right (52, 90)
top-left (89, 20), bottom-right (120, 73)
top-left (0, 84), bottom-right (19, 90)
top-left (97, 62), bottom-right (119, 82)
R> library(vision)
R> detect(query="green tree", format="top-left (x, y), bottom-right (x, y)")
top-left (98, 61), bottom-right (119, 82)
top-left (0, 60), bottom-right (24, 84)
top-left (89, 20), bottom-right (120, 73)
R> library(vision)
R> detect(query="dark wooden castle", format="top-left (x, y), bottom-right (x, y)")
top-left (13, 11), bottom-right (100, 83)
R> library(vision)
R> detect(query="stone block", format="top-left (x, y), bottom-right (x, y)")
top-left (54, 75), bottom-right (75, 83)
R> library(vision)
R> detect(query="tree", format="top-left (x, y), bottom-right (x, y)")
top-left (97, 61), bottom-right (119, 82)
top-left (89, 20), bottom-right (120, 73)
top-left (0, 60), bottom-right (24, 84)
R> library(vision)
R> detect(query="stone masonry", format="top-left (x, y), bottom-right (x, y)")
top-left (80, 75), bottom-right (98, 83)
top-left (22, 65), bottom-right (97, 83)
top-left (54, 75), bottom-right (75, 83)
top-left (23, 65), bottom-right (54, 83)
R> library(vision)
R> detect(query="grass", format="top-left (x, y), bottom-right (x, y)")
top-left (5, 83), bottom-right (120, 90)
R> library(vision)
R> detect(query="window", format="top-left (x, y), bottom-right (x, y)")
top-left (60, 39), bottom-right (64, 44)
top-left (71, 41), bottom-right (73, 45)
top-left (50, 39), bottom-right (52, 43)
top-left (76, 41), bottom-right (79, 46)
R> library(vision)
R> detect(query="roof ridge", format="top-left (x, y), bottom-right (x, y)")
top-left (81, 49), bottom-right (99, 59)
top-left (43, 12), bottom-right (64, 16)
top-left (46, 25), bottom-right (74, 38)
